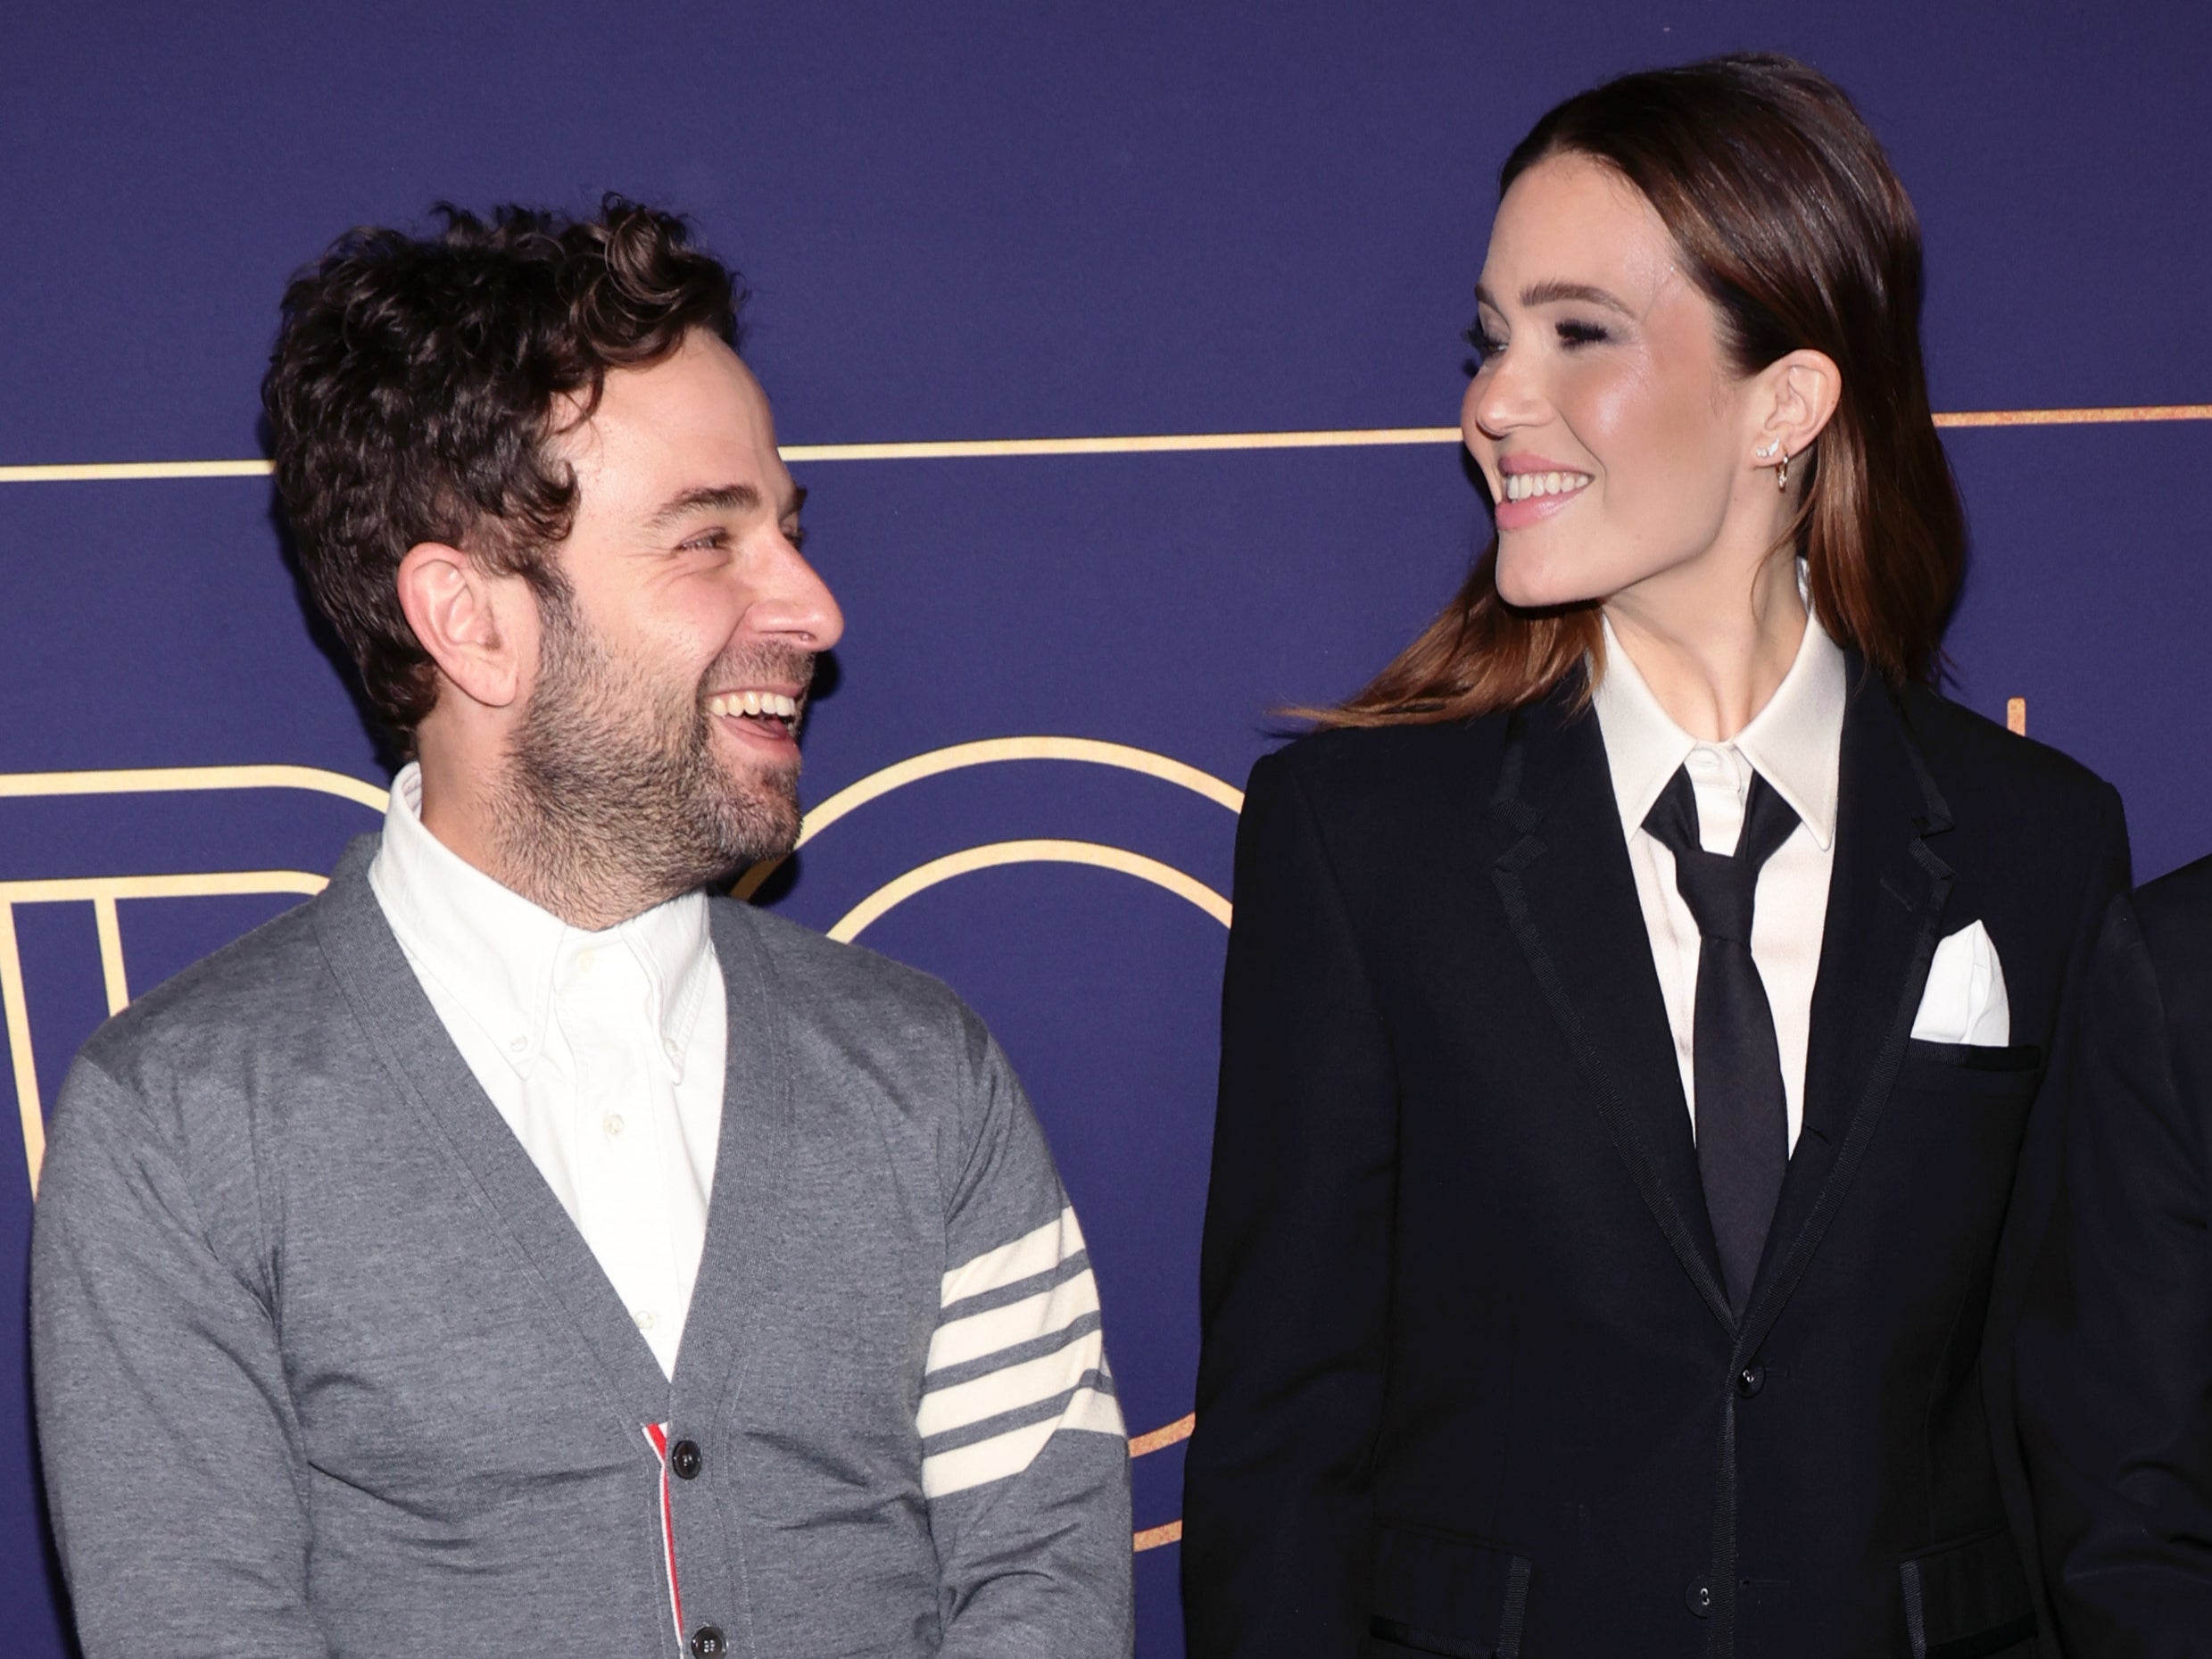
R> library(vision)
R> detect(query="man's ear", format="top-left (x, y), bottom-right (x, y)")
top-left (1750, 348), bottom-right (1843, 477)
top-left (394, 543), bottom-right (529, 710)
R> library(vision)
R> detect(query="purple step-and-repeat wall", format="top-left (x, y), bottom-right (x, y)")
top-left (4, 4), bottom-right (2208, 1653)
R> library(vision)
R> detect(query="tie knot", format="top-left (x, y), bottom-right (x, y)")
top-left (1641, 766), bottom-right (1800, 945)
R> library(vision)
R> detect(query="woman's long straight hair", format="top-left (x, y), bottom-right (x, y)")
top-left (1315, 53), bottom-right (1965, 729)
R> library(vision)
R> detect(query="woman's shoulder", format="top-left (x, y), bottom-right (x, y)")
top-left (1894, 683), bottom-right (2118, 828)
top-left (1258, 710), bottom-right (1519, 803)
top-left (1236, 714), bottom-right (1525, 872)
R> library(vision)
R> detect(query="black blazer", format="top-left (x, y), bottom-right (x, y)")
top-left (1182, 664), bottom-right (2127, 1659)
top-left (2018, 857), bottom-right (2212, 1657)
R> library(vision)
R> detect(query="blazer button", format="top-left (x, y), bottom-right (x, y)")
top-left (691, 1626), bottom-right (726, 1656)
top-left (1736, 1361), bottom-right (1766, 1398)
top-left (670, 1439), bottom-right (703, 1480)
top-left (1685, 1580), bottom-right (1712, 1618)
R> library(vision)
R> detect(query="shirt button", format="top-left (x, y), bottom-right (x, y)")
top-left (1736, 1360), bottom-right (1767, 1398)
top-left (670, 1439), bottom-right (702, 1480)
top-left (1689, 749), bottom-right (1719, 772)
top-left (508, 1034), bottom-right (528, 1055)
top-left (575, 947), bottom-right (598, 974)
top-left (634, 1309), bottom-right (658, 1333)
top-left (1686, 1579), bottom-right (1712, 1617)
top-left (691, 1626), bottom-right (726, 1657)
top-left (603, 1113), bottom-right (625, 1139)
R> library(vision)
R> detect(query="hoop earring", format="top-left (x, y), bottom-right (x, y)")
top-left (1776, 452), bottom-right (1792, 491)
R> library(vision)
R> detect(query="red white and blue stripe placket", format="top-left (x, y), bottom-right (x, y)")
top-left (644, 1423), bottom-right (685, 1647)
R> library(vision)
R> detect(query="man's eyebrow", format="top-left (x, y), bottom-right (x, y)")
top-left (644, 482), bottom-right (761, 530)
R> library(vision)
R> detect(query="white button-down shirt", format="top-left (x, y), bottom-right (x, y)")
top-left (1591, 604), bottom-right (1847, 1153)
top-left (368, 762), bottom-right (726, 1377)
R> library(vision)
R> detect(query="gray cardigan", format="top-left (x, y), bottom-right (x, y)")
top-left (31, 838), bottom-right (1133, 1657)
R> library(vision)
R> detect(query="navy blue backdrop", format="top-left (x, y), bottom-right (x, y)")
top-left (4, 4), bottom-right (2209, 1654)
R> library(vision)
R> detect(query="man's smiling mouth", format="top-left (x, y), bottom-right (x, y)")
top-left (707, 689), bottom-right (799, 736)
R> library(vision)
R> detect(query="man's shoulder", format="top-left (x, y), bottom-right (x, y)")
top-left (712, 896), bottom-right (986, 1055)
top-left (76, 892), bottom-right (337, 1089)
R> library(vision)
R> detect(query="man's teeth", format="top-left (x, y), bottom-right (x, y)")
top-left (1503, 469), bottom-right (1594, 502)
top-left (707, 691), bottom-right (799, 720)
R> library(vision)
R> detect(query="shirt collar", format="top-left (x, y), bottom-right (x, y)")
top-left (1591, 586), bottom-right (1846, 850)
top-left (367, 762), bottom-right (717, 1080)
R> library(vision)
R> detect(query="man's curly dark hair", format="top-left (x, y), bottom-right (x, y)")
top-left (262, 196), bottom-right (744, 752)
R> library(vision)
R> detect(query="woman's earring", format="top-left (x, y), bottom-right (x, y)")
top-left (1756, 440), bottom-right (1779, 460)
top-left (1776, 451), bottom-right (1792, 491)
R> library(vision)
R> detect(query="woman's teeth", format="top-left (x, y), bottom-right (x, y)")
top-left (707, 691), bottom-right (799, 721)
top-left (1502, 469), bottom-right (1593, 502)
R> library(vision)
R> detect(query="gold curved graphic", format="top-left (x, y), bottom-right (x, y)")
top-left (1129, 1413), bottom-right (1197, 1458)
top-left (733, 735), bottom-right (1243, 900)
top-left (827, 839), bottom-right (1230, 943)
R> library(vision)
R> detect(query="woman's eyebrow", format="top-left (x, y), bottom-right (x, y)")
top-left (1520, 278), bottom-right (1636, 315)
top-left (1474, 278), bottom-right (1636, 316)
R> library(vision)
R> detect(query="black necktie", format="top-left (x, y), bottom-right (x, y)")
top-left (1643, 765), bottom-right (1801, 1315)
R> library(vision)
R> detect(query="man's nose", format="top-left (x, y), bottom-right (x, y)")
top-left (751, 536), bottom-right (845, 653)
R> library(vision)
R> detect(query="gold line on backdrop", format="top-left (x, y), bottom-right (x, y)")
top-left (0, 906), bottom-right (37, 1207)
top-left (0, 762), bottom-right (390, 810)
top-left (1, 402), bottom-right (2208, 483)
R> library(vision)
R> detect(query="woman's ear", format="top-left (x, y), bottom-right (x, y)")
top-left (1751, 348), bottom-right (1843, 479)
top-left (394, 543), bottom-right (529, 710)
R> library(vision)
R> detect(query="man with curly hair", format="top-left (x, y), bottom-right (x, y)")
top-left (30, 199), bottom-right (1134, 1659)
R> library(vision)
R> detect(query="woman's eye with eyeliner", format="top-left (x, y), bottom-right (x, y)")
top-left (1463, 321), bottom-right (1504, 362)
top-left (1555, 319), bottom-right (1611, 348)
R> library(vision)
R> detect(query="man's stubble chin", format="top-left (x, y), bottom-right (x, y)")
top-left (494, 605), bottom-right (812, 921)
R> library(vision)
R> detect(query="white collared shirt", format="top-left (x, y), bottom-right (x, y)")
top-left (368, 762), bottom-right (726, 1378)
top-left (1591, 601), bottom-right (1847, 1153)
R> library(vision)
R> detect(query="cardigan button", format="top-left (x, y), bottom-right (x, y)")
top-left (1685, 1579), bottom-right (1712, 1617)
top-left (670, 1439), bottom-right (702, 1481)
top-left (691, 1626), bottom-right (726, 1656)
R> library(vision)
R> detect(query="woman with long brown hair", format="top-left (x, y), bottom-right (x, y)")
top-left (1181, 54), bottom-right (2126, 1658)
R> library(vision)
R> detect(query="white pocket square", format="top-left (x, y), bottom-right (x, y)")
top-left (1911, 920), bottom-right (2010, 1046)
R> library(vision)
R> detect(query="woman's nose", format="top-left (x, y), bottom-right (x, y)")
top-left (1465, 345), bottom-right (1545, 440)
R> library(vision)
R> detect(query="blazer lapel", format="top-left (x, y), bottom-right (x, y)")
top-left (311, 838), bottom-right (673, 1423)
top-left (1487, 694), bottom-right (1732, 1330)
top-left (1740, 668), bottom-right (1955, 1346)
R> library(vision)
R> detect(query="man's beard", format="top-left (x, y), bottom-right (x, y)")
top-left (491, 595), bottom-right (813, 925)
